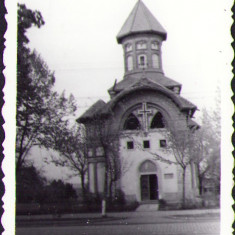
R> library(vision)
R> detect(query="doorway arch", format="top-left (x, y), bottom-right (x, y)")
top-left (139, 160), bottom-right (159, 201)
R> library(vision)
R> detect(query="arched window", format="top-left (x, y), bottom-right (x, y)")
top-left (150, 112), bottom-right (165, 128)
top-left (138, 54), bottom-right (147, 69)
top-left (123, 113), bottom-right (141, 130)
top-left (125, 43), bottom-right (132, 52)
top-left (152, 54), bottom-right (159, 68)
top-left (127, 56), bottom-right (133, 71)
top-left (136, 41), bottom-right (147, 50)
top-left (151, 41), bottom-right (159, 50)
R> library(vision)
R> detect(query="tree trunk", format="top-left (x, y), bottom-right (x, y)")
top-left (182, 167), bottom-right (186, 208)
top-left (198, 175), bottom-right (203, 195)
top-left (109, 179), bottom-right (113, 201)
top-left (80, 173), bottom-right (86, 200)
top-left (102, 157), bottom-right (108, 217)
top-left (16, 154), bottom-right (23, 174)
top-left (195, 163), bottom-right (203, 195)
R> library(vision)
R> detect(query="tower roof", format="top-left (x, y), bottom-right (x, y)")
top-left (117, 0), bottom-right (167, 43)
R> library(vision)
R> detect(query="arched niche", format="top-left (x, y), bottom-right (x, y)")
top-left (139, 160), bottom-right (159, 201)
top-left (127, 55), bottom-right (133, 71)
top-left (152, 54), bottom-right (159, 68)
top-left (139, 160), bottom-right (157, 173)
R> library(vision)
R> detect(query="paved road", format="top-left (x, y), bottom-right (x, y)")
top-left (16, 222), bottom-right (220, 235)
top-left (16, 209), bottom-right (220, 235)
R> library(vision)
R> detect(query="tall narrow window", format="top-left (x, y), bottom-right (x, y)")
top-left (150, 112), bottom-right (165, 128)
top-left (138, 55), bottom-right (147, 68)
top-left (140, 56), bottom-right (145, 66)
top-left (152, 54), bottom-right (159, 68)
top-left (127, 56), bottom-right (133, 71)
top-left (123, 113), bottom-right (141, 130)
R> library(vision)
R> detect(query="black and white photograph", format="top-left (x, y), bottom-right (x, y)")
top-left (2, 0), bottom-right (233, 234)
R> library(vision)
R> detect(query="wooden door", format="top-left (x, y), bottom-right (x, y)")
top-left (140, 175), bottom-right (149, 200)
top-left (140, 174), bottom-right (158, 201)
top-left (149, 174), bottom-right (158, 200)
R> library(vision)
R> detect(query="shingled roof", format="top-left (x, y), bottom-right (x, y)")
top-left (117, 0), bottom-right (167, 43)
top-left (108, 73), bottom-right (181, 94)
top-left (188, 119), bottom-right (200, 130)
top-left (105, 77), bottom-right (196, 114)
top-left (77, 99), bottom-right (106, 123)
top-left (78, 77), bottom-right (197, 123)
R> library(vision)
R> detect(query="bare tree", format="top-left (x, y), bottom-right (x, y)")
top-left (193, 107), bottom-right (221, 195)
top-left (86, 117), bottom-right (114, 216)
top-left (47, 124), bottom-right (88, 198)
top-left (106, 143), bottom-right (131, 201)
top-left (167, 128), bottom-right (198, 208)
top-left (136, 127), bottom-right (197, 208)
top-left (83, 115), bottom-right (127, 217)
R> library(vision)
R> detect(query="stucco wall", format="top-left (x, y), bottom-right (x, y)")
top-left (119, 132), bottom-right (179, 202)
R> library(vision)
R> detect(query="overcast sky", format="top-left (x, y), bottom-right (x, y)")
top-left (17, 0), bottom-right (232, 118)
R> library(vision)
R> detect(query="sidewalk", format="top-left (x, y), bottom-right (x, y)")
top-left (16, 208), bottom-right (220, 223)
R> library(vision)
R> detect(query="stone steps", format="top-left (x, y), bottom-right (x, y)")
top-left (136, 203), bottom-right (159, 212)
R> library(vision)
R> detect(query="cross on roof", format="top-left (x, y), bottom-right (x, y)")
top-left (138, 102), bottom-right (152, 132)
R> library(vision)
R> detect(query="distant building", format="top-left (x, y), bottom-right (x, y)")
top-left (77, 0), bottom-right (199, 205)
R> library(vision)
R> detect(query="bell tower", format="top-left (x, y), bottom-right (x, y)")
top-left (116, 0), bottom-right (167, 78)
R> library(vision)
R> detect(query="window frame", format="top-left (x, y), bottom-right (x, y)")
top-left (143, 140), bottom-right (150, 149)
top-left (127, 141), bottom-right (134, 150)
top-left (138, 54), bottom-right (147, 69)
top-left (125, 43), bottom-right (132, 52)
top-left (136, 41), bottom-right (147, 50)
top-left (151, 41), bottom-right (159, 50)
top-left (159, 139), bottom-right (167, 148)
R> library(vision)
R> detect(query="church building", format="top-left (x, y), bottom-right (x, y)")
top-left (77, 0), bottom-right (199, 205)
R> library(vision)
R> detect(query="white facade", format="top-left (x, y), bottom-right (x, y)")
top-left (119, 131), bottom-right (178, 202)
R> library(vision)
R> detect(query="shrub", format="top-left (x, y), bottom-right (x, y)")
top-left (158, 199), bottom-right (167, 209)
top-left (112, 189), bottom-right (126, 205)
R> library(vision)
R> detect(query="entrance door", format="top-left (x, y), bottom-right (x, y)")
top-left (140, 174), bottom-right (158, 201)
